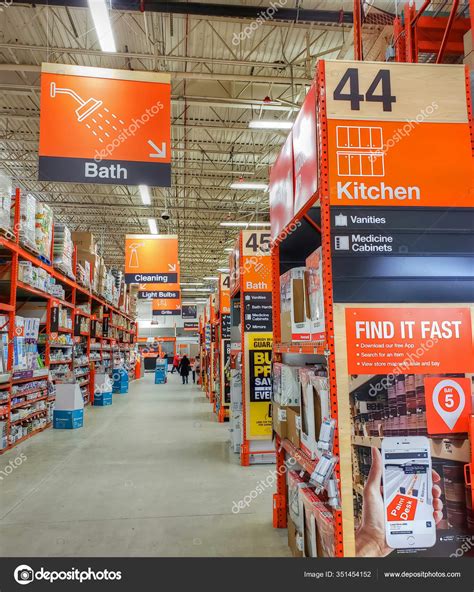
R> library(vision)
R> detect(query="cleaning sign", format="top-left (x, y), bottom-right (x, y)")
top-left (124, 235), bottom-right (178, 284)
top-left (39, 63), bottom-right (171, 186)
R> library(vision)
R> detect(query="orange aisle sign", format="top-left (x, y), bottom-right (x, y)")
top-left (124, 235), bottom-right (178, 284)
top-left (219, 273), bottom-right (230, 314)
top-left (345, 307), bottom-right (474, 374)
top-left (425, 377), bottom-right (472, 434)
top-left (39, 63), bottom-right (171, 186)
top-left (324, 61), bottom-right (472, 206)
top-left (152, 297), bottom-right (182, 316)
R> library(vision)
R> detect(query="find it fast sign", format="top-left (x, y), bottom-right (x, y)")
top-left (39, 63), bottom-right (171, 186)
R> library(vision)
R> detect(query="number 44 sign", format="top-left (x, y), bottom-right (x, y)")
top-left (425, 377), bottom-right (472, 434)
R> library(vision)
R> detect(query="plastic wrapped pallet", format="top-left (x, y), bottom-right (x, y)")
top-left (35, 202), bottom-right (53, 260)
top-left (19, 194), bottom-right (37, 250)
top-left (0, 173), bottom-right (12, 232)
top-left (53, 223), bottom-right (75, 279)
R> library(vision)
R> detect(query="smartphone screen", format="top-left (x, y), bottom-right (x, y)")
top-left (382, 436), bottom-right (436, 549)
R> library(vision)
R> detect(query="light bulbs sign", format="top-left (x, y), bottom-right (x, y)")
top-left (39, 63), bottom-right (171, 186)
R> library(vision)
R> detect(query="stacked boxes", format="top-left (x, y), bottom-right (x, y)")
top-left (53, 382), bottom-right (84, 429)
top-left (35, 202), bottom-right (53, 260)
top-left (19, 194), bottom-right (37, 251)
top-left (53, 223), bottom-right (75, 279)
top-left (0, 173), bottom-right (11, 232)
top-left (464, 30), bottom-right (473, 68)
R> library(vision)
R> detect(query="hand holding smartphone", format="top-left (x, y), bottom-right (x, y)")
top-left (381, 436), bottom-right (437, 549)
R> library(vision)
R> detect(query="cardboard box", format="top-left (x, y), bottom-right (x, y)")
top-left (53, 408), bottom-right (84, 429)
top-left (272, 401), bottom-right (287, 438)
top-left (55, 382), bottom-right (84, 411)
top-left (301, 488), bottom-right (335, 557)
top-left (286, 406), bottom-right (300, 448)
top-left (287, 517), bottom-right (304, 557)
top-left (280, 267), bottom-right (311, 342)
top-left (288, 470), bottom-right (310, 534)
top-left (305, 247), bottom-right (325, 341)
top-left (72, 232), bottom-right (96, 254)
top-left (93, 392), bottom-right (113, 406)
top-left (299, 369), bottom-right (330, 459)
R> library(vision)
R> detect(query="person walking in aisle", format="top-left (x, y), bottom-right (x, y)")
top-left (178, 355), bottom-right (191, 385)
top-left (171, 353), bottom-right (180, 373)
top-left (191, 357), bottom-right (197, 384)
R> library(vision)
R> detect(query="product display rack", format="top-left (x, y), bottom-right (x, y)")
top-left (0, 188), bottom-right (137, 453)
top-left (269, 58), bottom-right (474, 558)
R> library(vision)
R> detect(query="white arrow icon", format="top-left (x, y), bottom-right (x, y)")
top-left (148, 140), bottom-right (167, 159)
top-left (168, 263), bottom-right (177, 272)
top-left (432, 379), bottom-right (465, 430)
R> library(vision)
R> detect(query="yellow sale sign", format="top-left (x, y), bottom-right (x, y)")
top-left (245, 333), bottom-right (273, 439)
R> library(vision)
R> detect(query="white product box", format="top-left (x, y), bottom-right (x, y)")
top-left (273, 363), bottom-right (301, 407)
top-left (55, 382), bottom-right (84, 411)
top-left (305, 247), bottom-right (325, 341)
top-left (94, 372), bottom-right (112, 395)
top-left (299, 369), bottom-right (330, 459)
top-left (280, 267), bottom-right (311, 342)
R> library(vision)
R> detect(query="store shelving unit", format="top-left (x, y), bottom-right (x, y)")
top-left (270, 58), bottom-right (474, 558)
top-left (0, 188), bottom-right (137, 454)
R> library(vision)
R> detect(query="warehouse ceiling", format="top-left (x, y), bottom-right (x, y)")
top-left (0, 0), bottom-right (464, 282)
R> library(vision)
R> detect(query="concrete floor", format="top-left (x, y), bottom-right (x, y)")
top-left (0, 373), bottom-right (289, 557)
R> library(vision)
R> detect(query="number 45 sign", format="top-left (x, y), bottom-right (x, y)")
top-left (425, 377), bottom-right (472, 434)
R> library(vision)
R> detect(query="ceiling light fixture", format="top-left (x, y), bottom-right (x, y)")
top-left (180, 282), bottom-right (204, 286)
top-left (139, 185), bottom-right (151, 205)
top-left (249, 120), bottom-right (293, 130)
top-left (219, 221), bottom-right (271, 228)
top-left (147, 218), bottom-right (158, 234)
top-left (224, 248), bottom-right (234, 252)
top-left (88, 0), bottom-right (116, 53)
top-left (229, 182), bottom-right (268, 190)
top-left (181, 288), bottom-right (212, 292)
top-left (203, 276), bottom-right (219, 281)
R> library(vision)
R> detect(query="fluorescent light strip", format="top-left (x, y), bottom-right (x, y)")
top-left (224, 247), bottom-right (234, 253)
top-left (203, 276), bottom-right (218, 281)
top-left (229, 182), bottom-right (268, 190)
top-left (139, 185), bottom-right (151, 205)
top-left (147, 218), bottom-right (158, 234)
top-left (88, 0), bottom-right (116, 53)
top-left (182, 288), bottom-right (212, 292)
top-left (217, 268), bottom-right (230, 273)
top-left (248, 120), bottom-right (293, 130)
top-left (219, 221), bottom-right (271, 228)
top-left (180, 282), bottom-right (204, 286)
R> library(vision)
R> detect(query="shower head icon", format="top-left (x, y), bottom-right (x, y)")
top-left (50, 81), bottom-right (103, 122)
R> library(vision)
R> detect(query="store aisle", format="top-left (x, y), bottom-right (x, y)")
top-left (0, 374), bottom-right (289, 557)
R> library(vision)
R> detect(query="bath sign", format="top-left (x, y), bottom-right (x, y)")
top-left (39, 63), bottom-right (171, 186)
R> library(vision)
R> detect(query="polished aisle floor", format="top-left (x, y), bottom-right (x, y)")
top-left (0, 373), bottom-right (289, 557)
